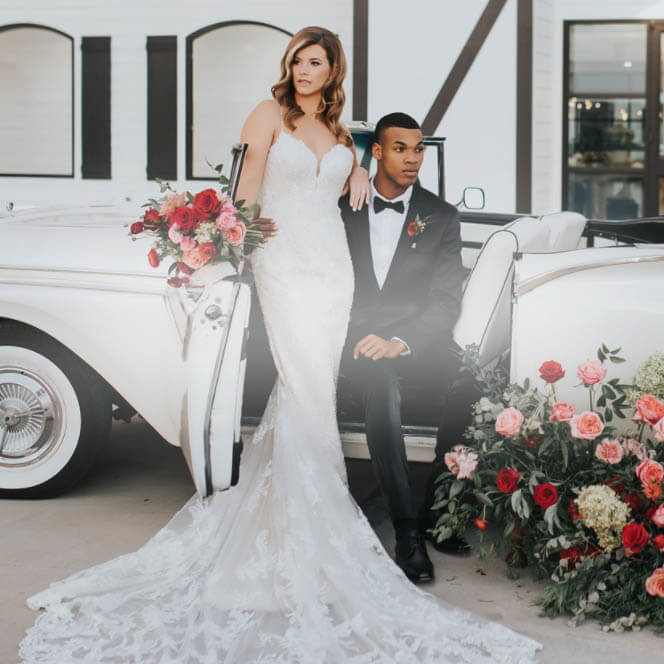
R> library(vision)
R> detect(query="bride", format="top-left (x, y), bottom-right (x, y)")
top-left (19, 26), bottom-right (541, 663)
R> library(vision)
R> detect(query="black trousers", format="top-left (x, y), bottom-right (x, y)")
top-left (339, 341), bottom-right (477, 528)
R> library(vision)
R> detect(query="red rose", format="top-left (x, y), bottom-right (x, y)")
top-left (474, 518), bottom-right (488, 531)
top-left (143, 208), bottom-right (161, 230)
top-left (407, 220), bottom-right (419, 237)
top-left (147, 248), bottom-right (160, 268)
top-left (170, 206), bottom-right (196, 232)
top-left (623, 492), bottom-right (645, 514)
top-left (496, 467), bottom-right (520, 494)
top-left (524, 433), bottom-right (541, 449)
top-left (533, 483), bottom-right (558, 509)
top-left (654, 535), bottom-right (664, 551)
top-left (622, 522), bottom-right (650, 556)
top-left (199, 242), bottom-right (217, 260)
top-left (644, 504), bottom-right (658, 522)
top-left (567, 498), bottom-right (582, 521)
top-left (560, 547), bottom-right (583, 567)
top-left (193, 188), bottom-right (221, 219)
top-left (539, 360), bottom-right (565, 383)
top-left (176, 261), bottom-right (194, 275)
top-left (130, 221), bottom-right (144, 234)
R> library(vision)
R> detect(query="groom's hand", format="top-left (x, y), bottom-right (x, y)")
top-left (353, 334), bottom-right (407, 360)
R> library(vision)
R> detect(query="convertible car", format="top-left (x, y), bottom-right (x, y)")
top-left (1, 126), bottom-right (663, 498)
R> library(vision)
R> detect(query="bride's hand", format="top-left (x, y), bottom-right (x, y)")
top-left (342, 166), bottom-right (370, 211)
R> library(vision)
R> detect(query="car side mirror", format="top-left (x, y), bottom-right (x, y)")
top-left (459, 187), bottom-right (485, 210)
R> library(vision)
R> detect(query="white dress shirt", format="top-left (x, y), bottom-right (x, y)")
top-left (368, 178), bottom-right (413, 355)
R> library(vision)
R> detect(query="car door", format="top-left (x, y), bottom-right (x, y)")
top-left (174, 144), bottom-right (252, 498)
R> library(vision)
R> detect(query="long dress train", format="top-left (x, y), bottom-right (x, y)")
top-left (19, 128), bottom-right (541, 663)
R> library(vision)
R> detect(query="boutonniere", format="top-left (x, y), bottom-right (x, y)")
top-left (407, 214), bottom-right (431, 248)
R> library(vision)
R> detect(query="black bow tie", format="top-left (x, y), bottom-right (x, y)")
top-left (373, 197), bottom-right (405, 215)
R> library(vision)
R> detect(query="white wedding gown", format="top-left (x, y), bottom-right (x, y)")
top-left (19, 129), bottom-right (541, 663)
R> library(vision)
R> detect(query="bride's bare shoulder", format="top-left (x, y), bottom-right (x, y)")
top-left (241, 99), bottom-right (281, 144)
top-left (248, 99), bottom-right (281, 124)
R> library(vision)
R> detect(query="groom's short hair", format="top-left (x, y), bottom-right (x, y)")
top-left (373, 113), bottom-right (421, 145)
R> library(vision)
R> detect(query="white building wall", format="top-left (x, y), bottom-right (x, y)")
top-left (369, 0), bottom-right (518, 212)
top-left (0, 0), bottom-right (353, 208)
top-left (533, 0), bottom-right (664, 214)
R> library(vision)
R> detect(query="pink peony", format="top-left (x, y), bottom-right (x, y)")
top-left (159, 192), bottom-right (186, 219)
top-left (495, 407), bottom-right (524, 437)
top-left (636, 459), bottom-right (664, 487)
top-left (577, 360), bottom-right (607, 385)
top-left (570, 411), bottom-right (604, 440)
top-left (549, 402), bottom-right (575, 423)
top-left (646, 567), bottom-right (664, 597)
top-left (444, 445), bottom-right (478, 480)
top-left (623, 437), bottom-right (648, 460)
top-left (654, 418), bottom-right (664, 443)
top-left (215, 204), bottom-right (239, 230)
top-left (594, 438), bottom-right (624, 464)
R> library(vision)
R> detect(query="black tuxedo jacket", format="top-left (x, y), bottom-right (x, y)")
top-left (339, 182), bottom-right (463, 360)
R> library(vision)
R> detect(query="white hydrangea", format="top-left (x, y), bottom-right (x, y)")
top-left (628, 351), bottom-right (664, 404)
top-left (194, 221), bottom-right (218, 244)
top-left (576, 485), bottom-right (630, 551)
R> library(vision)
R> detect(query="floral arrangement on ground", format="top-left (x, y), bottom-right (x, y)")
top-left (432, 344), bottom-right (664, 632)
top-left (128, 162), bottom-right (263, 287)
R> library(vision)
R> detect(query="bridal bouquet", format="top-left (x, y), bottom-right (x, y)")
top-left (128, 164), bottom-right (263, 287)
top-left (432, 345), bottom-right (664, 631)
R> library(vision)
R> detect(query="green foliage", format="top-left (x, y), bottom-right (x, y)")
top-left (432, 344), bottom-right (664, 632)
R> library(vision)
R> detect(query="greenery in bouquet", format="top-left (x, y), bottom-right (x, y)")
top-left (128, 162), bottom-right (263, 287)
top-left (431, 344), bottom-right (664, 632)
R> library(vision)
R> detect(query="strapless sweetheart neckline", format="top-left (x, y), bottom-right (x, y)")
top-left (274, 130), bottom-right (352, 176)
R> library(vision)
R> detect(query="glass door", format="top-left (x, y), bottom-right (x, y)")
top-left (645, 24), bottom-right (664, 215)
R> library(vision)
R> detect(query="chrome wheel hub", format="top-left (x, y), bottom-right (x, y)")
top-left (0, 370), bottom-right (60, 466)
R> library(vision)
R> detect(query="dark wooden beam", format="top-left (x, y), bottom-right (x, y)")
top-left (353, 0), bottom-right (368, 121)
top-left (421, 0), bottom-right (508, 135)
top-left (516, 0), bottom-right (533, 213)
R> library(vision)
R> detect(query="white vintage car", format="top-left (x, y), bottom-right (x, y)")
top-left (1, 137), bottom-right (664, 498)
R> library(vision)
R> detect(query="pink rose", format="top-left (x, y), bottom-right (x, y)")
top-left (654, 418), bottom-right (664, 443)
top-left (646, 567), bottom-right (664, 597)
top-left (168, 223), bottom-right (182, 244)
top-left (182, 242), bottom-right (216, 270)
top-left (636, 459), bottom-right (664, 487)
top-left (179, 234), bottom-right (197, 251)
top-left (577, 360), bottom-right (607, 385)
top-left (224, 220), bottom-right (247, 247)
top-left (444, 445), bottom-right (478, 480)
top-left (651, 504), bottom-right (664, 528)
top-left (633, 395), bottom-right (664, 427)
top-left (549, 402), bottom-right (575, 423)
top-left (594, 438), bottom-right (624, 464)
top-left (495, 407), bottom-right (524, 437)
top-left (623, 437), bottom-right (648, 461)
top-left (570, 411), bottom-right (604, 440)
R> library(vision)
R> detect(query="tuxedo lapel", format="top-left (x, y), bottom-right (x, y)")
top-left (380, 190), bottom-right (419, 291)
top-left (350, 204), bottom-right (381, 294)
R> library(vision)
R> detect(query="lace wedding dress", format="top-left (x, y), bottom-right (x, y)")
top-left (19, 128), bottom-right (541, 663)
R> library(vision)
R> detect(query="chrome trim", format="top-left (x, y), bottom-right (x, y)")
top-left (516, 254), bottom-right (664, 297)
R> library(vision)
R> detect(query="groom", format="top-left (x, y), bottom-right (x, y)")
top-left (338, 112), bottom-right (465, 583)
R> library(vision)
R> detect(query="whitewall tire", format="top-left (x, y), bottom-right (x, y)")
top-left (0, 322), bottom-right (111, 497)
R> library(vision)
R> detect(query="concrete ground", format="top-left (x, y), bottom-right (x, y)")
top-left (3, 419), bottom-right (661, 663)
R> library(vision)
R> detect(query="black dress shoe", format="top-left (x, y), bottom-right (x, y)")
top-left (395, 530), bottom-right (434, 583)
top-left (423, 531), bottom-right (472, 556)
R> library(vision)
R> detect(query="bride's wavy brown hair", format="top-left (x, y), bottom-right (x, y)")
top-left (272, 26), bottom-right (352, 147)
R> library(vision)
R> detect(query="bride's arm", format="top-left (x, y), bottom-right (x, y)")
top-left (341, 130), bottom-right (370, 211)
top-left (236, 101), bottom-right (279, 244)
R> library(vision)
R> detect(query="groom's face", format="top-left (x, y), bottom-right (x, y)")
top-left (372, 127), bottom-right (424, 190)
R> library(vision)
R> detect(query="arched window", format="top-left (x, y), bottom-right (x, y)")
top-left (0, 24), bottom-right (73, 177)
top-left (187, 21), bottom-right (291, 180)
